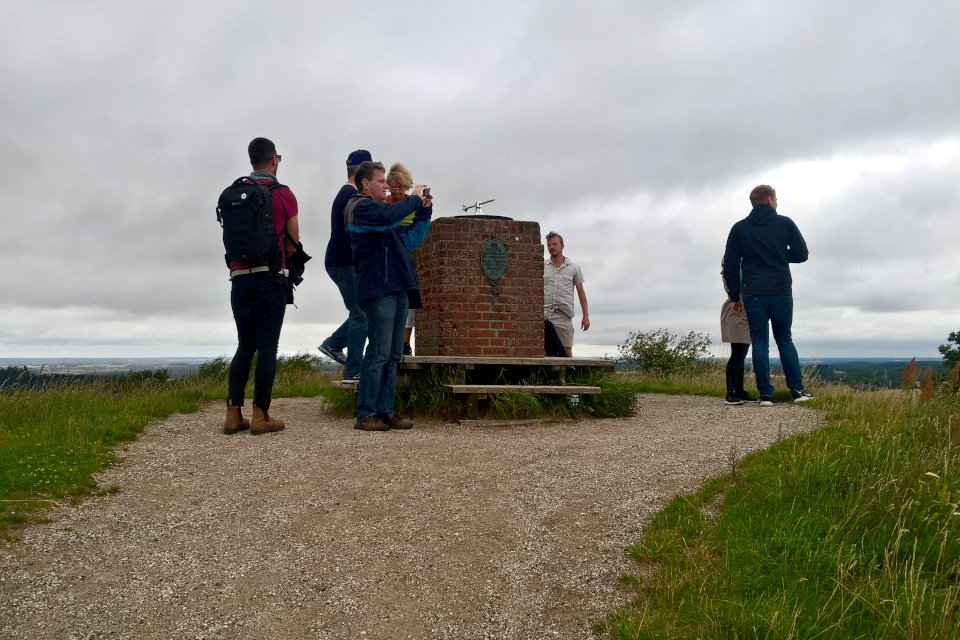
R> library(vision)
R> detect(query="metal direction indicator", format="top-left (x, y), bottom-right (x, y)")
top-left (462, 199), bottom-right (495, 215)
top-left (481, 239), bottom-right (508, 281)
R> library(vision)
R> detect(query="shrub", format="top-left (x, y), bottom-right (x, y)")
top-left (618, 328), bottom-right (711, 376)
top-left (197, 356), bottom-right (230, 381)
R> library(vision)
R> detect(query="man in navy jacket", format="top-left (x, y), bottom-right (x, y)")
top-left (319, 150), bottom-right (372, 379)
top-left (345, 161), bottom-right (432, 431)
top-left (723, 185), bottom-right (811, 406)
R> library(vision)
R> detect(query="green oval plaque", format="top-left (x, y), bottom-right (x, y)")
top-left (480, 239), bottom-right (508, 281)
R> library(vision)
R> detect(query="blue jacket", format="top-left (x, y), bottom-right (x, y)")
top-left (345, 194), bottom-right (432, 305)
top-left (723, 203), bottom-right (808, 301)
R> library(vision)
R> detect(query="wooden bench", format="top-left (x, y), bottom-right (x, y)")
top-left (400, 356), bottom-right (614, 385)
top-left (445, 384), bottom-right (601, 419)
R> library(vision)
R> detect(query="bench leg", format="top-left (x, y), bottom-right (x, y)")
top-left (463, 393), bottom-right (481, 420)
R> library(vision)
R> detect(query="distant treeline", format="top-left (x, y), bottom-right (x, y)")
top-left (0, 365), bottom-right (170, 389)
top-left (800, 360), bottom-right (947, 389)
top-left (612, 359), bottom-right (947, 390)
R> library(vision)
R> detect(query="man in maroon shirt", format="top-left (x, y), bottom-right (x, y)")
top-left (223, 137), bottom-right (300, 436)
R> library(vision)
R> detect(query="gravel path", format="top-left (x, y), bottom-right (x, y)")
top-left (0, 394), bottom-right (819, 639)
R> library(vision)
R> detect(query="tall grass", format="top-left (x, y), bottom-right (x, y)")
top-left (603, 381), bottom-right (960, 638)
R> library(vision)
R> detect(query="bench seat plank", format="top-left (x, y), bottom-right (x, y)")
top-left (445, 384), bottom-right (601, 395)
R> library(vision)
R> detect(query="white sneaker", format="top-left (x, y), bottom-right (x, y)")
top-left (791, 389), bottom-right (814, 403)
top-left (759, 398), bottom-right (774, 407)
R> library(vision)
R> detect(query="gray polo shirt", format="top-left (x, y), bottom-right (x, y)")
top-left (544, 257), bottom-right (584, 319)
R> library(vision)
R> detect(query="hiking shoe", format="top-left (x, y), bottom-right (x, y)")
top-left (384, 414), bottom-right (413, 429)
top-left (250, 407), bottom-right (285, 435)
top-left (724, 393), bottom-right (743, 405)
top-left (223, 405), bottom-right (251, 435)
top-left (354, 416), bottom-right (389, 431)
top-left (403, 342), bottom-right (413, 356)
top-left (759, 397), bottom-right (775, 407)
top-left (737, 391), bottom-right (760, 403)
top-left (791, 389), bottom-right (814, 403)
top-left (318, 344), bottom-right (347, 365)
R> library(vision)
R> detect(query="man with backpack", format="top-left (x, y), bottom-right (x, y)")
top-left (219, 137), bottom-right (299, 435)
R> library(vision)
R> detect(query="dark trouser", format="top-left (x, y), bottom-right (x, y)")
top-left (227, 272), bottom-right (287, 410)
top-left (726, 342), bottom-right (750, 394)
top-left (744, 295), bottom-right (804, 398)
top-left (323, 265), bottom-right (366, 379)
top-left (544, 320), bottom-right (568, 357)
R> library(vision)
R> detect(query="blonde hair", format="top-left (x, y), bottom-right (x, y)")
top-left (387, 162), bottom-right (414, 189)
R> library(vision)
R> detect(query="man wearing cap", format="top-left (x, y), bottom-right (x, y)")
top-left (319, 150), bottom-right (372, 380)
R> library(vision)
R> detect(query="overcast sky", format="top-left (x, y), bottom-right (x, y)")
top-left (3, 0), bottom-right (959, 360)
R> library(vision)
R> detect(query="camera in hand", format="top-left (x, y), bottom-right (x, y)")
top-left (423, 187), bottom-right (430, 198)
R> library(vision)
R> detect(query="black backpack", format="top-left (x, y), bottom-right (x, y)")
top-left (216, 176), bottom-right (284, 270)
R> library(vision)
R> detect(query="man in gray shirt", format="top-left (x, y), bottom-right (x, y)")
top-left (543, 231), bottom-right (589, 356)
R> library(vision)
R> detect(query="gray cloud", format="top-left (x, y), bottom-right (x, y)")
top-left (3, 0), bottom-right (960, 357)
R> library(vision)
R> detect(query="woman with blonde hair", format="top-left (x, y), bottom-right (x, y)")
top-left (387, 162), bottom-right (419, 355)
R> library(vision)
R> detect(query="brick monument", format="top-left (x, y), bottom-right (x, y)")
top-left (414, 216), bottom-right (543, 357)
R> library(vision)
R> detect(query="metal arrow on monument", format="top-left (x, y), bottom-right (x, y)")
top-left (461, 199), bottom-right (495, 215)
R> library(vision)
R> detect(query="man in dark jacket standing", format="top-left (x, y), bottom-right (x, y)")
top-left (318, 150), bottom-right (372, 380)
top-left (722, 185), bottom-right (811, 406)
top-left (345, 161), bottom-right (432, 431)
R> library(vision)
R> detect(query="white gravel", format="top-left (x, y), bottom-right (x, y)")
top-left (0, 394), bottom-right (820, 639)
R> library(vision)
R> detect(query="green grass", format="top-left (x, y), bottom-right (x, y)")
top-left (603, 381), bottom-right (960, 639)
top-left (0, 353), bottom-right (334, 538)
top-left (618, 360), bottom-right (819, 404)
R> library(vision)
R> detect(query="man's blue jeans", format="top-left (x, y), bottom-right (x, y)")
top-left (356, 292), bottom-right (408, 420)
top-left (744, 295), bottom-right (804, 398)
top-left (323, 265), bottom-right (366, 379)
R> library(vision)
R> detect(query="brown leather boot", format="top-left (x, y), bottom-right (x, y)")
top-left (251, 407), bottom-right (285, 435)
top-left (223, 404), bottom-right (251, 435)
top-left (384, 414), bottom-right (413, 429)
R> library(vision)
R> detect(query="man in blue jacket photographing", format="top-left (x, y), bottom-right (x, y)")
top-left (344, 161), bottom-right (432, 431)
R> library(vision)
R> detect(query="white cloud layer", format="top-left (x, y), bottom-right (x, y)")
top-left (2, 0), bottom-right (960, 359)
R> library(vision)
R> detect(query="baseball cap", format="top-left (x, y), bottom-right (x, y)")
top-left (347, 150), bottom-right (372, 166)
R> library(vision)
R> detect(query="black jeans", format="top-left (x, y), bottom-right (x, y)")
top-left (726, 342), bottom-right (750, 395)
top-left (227, 272), bottom-right (287, 410)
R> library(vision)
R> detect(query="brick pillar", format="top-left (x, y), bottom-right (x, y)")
top-left (414, 217), bottom-right (543, 357)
